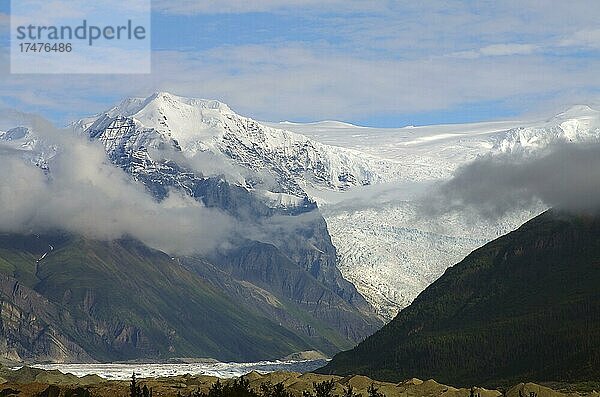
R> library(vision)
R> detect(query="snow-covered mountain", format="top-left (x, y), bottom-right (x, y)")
top-left (494, 105), bottom-right (600, 154)
top-left (0, 126), bottom-right (56, 171)
top-left (274, 105), bottom-right (600, 319)
top-left (74, 92), bottom-right (395, 201)
top-left (74, 92), bottom-right (389, 336)
top-left (0, 94), bottom-right (388, 355)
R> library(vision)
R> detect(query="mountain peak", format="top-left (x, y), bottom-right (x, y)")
top-left (148, 91), bottom-right (232, 113)
top-left (552, 104), bottom-right (599, 121)
top-left (0, 126), bottom-right (31, 141)
top-left (106, 91), bottom-right (233, 121)
top-left (96, 91), bottom-right (238, 149)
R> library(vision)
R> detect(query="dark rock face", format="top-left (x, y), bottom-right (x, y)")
top-left (188, 240), bottom-right (378, 345)
top-left (321, 210), bottom-right (600, 386)
top-left (0, 273), bottom-right (91, 363)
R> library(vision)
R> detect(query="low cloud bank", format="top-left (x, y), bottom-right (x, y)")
top-left (427, 143), bottom-right (600, 218)
top-left (0, 111), bottom-right (236, 255)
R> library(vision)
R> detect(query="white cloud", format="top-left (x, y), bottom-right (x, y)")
top-left (0, 111), bottom-right (236, 255)
top-left (142, 45), bottom-right (599, 120)
top-left (11, 47), bottom-right (151, 74)
top-left (479, 43), bottom-right (537, 56)
top-left (0, 41), bottom-right (598, 124)
top-left (450, 43), bottom-right (537, 59)
top-left (559, 29), bottom-right (600, 49)
top-left (153, 0), bottom-right (383, 15)
top-left (1, 1), bottom-right (600, 125)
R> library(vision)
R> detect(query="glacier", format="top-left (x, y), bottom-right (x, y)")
top-left (33, 359), bottom-right (328, 380)
top-left (270, 105), bottom-right (600, 319)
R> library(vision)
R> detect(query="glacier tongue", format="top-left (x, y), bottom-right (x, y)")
top-left (323, 202), bottom-right (542, 319)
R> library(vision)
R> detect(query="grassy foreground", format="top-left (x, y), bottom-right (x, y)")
top-left (0, 366), bottom-right (598, 397)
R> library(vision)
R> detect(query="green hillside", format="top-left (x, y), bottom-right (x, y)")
top-left (320, 210), bottom-right (600, 386)
top-left (0, 233), bottom-right (316, 362)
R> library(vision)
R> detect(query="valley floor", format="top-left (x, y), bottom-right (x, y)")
top-left (0, 366), bottom-right (598, 397)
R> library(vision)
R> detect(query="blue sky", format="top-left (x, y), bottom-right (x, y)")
top-left (1, 0), bottom-right (600, 127)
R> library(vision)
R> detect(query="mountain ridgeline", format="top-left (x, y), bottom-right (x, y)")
top-left (320, 210), bottom-right (600, 386)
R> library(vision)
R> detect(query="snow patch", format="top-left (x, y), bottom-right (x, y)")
top-left (260, 191), bottom-right (306, 208)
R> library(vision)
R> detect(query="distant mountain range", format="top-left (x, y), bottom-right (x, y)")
top-left (5, 96), bottom-right (600, 322)
top-left (320, 209), bottom-right (600, 386)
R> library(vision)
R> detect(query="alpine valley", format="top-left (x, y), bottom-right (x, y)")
top-left (0, 93), bottom-right (599, 364)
